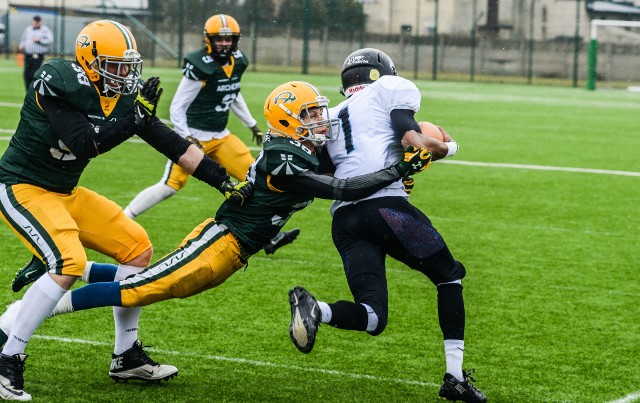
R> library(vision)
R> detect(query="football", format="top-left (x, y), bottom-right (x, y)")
top-left (418, 121), bottom-right (444, 141)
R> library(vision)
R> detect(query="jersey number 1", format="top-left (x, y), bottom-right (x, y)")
top-left (337, 107), bottom-right (354, 153)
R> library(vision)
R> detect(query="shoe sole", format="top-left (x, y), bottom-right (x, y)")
top-left (109, 370), bottom-right (178, 383)
top-left (0, 376), bottom-right (31, 401)
top-left (288, 290), bottom-right (316, 354)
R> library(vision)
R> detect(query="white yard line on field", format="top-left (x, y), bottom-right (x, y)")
top-left (439, 159), bottom-right (640, 177)
top-left (1, 136), bottom-right (639, 177)
top-left (257, 146), bottom-right (640, 177)
top-left (33, 334), bottom-right (439, 388)
top-left (0, 102), bottom-right (23, 108)
top-left (608, 392), bottom-right (640, 403)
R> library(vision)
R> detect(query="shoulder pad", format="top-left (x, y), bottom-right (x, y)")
top-left (374, 75), bottom-right (421, 113)
top-left (32, 59), bottom-right (92, 97)
top-left (263, 138), bottom-right (319, 176)
top-left (182, 49), bottom-right (217, 80)
top-left (232, 50), bottom-right (249, 65)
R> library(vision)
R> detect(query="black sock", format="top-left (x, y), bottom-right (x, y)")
top-left (437, 283), bottom-right (465, 340)
top-left (327, 300), bottom-right (369, 331)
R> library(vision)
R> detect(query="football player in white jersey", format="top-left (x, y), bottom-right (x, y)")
top-left (288, 48), bottom-right (487, 403)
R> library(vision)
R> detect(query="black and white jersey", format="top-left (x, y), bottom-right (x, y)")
top-left (327, 75), bottom-right (422, 213)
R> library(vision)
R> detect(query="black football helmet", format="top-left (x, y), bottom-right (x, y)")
top-left (340, 48), bottom-right (397, 97)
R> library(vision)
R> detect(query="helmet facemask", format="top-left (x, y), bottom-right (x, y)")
top-left (268, 97), bottom-right (338, 147)
top-left (203, 15), bottom-right (242, 65)
top-left (89, 48), bottom-right (143, 97)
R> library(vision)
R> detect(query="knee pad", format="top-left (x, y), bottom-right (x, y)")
top-left (453, 260), bottom-right (466, 281)
top-left (438, 260), bottom-right (466, 284)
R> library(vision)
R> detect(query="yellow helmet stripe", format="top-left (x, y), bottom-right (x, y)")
top-left (108, 20), bottom-right (134, 49)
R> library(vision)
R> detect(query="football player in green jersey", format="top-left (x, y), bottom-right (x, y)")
top-left (0, 81), bottom-right (432, 399)
top-left (121, 14), bottom-right (298, 254)
top-left (0, 20), bottom-right (251, 401)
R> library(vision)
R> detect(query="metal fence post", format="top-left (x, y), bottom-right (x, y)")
top-left (432, 0), bottom-right (439, 81)
top-left (572, 0), bottom-right (581, 88)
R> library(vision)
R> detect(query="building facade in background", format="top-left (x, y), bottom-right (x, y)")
top-left (361, 0), bottom-right (590, 41)
top-left (2, 0), bottom-right (635, 41)
top-left (2, 0), bottom-right (639, 83)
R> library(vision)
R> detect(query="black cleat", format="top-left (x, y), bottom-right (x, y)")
top-left (109, 340), bottom-right (178, 383)
top-left (0, 353), bottom-right (31, 401)
top-left (288, 286), bottom-right (320, 354)
top-left (264, 228), bottom-right (300, 255)
top-left (11, 257), bottom-right (47, 293)
top-left (439, 369), bottom-right (487, 402)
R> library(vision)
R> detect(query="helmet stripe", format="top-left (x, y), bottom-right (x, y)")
top-left (108, 20), bottom-right (134, 49)
top-left (219, 14), bottom-right (228, 28)
top-left (300, 81), bottom-right (321, 96)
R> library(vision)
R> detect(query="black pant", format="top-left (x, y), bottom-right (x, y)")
top-left (330, 196), bottom-right (466, 335)
top-left (24, 54), bottom-right (45, 90)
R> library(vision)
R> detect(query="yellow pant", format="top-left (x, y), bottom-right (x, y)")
top-left (119, 219), bottom-right (247, 307)
top-left (0, 183), bottom-right (151, 276)
top-left (163, 134), bottom-right (253, 190)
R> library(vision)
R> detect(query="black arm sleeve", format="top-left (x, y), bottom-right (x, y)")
top-left (192, 155), bottom-right (229, 190)
top-left (136, 117), bottom-right (230, 189)
top-left (41, 95), bottom-right (137, 159)
top-left (269, 165), bottom-right (404, 201)
top-left (390, 109), bottom-right (421, 141)
top-left (135, 116), bottom-right (191, 163)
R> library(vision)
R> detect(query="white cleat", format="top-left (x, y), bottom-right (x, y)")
top-left (0, 353), bottom-right (31, 401)
top-left (109, 340), bottom-right (178, 383)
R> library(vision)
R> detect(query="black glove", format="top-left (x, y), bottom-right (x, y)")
top-left (219, 180), bottom-right (254, 206)
top-left (402, 175), bottom-right (415, 195)
top-left (250, 125), bottom-right (264, 146)
top-left (134, 76), bottom-right (163, 127)
top-left (395, 146), bottom-right (432, 176)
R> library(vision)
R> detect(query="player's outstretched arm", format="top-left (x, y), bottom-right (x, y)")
top-left (268, 147), bottom-right (431, 202)
top-left (137, 119), bottom-right (250, 205)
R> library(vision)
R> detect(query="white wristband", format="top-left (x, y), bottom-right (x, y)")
top-left (445, 141), bottom-right (458, 157)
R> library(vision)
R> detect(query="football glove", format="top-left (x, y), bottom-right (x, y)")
top-left (134, 76), bottom-right (163, 127)
top-left (219, 180), bottom-right (254, 206)
top-left (395, 146), bottom-right (432, 176)
top-left (250, 125), bottom-right (264, 146)
top-left (185, 135), bottom-right (204, 149)
top-left (402, 175), bottom-right (415, 195)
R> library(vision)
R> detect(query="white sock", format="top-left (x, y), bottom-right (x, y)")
top-left (49, 292), bottom-right (73, 317)
top-left (114, 264), bottom-right (141, 282)
top-left (81, 261), bottom-right (94, 283)
top-left (444, 339), bottom-right (465, 381)
top-left (2, 274), bottom-right (67, 356)
top-left (113, 264), bottom-right (143, 354)
top-left (124, 183), bottom-right (176, 219)
top-left (317, 301), bottom-right (332, 323)
top-left (361, 303), bottom-right (378, 332)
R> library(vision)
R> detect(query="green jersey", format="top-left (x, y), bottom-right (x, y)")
top-left (216, 136), bottom-right (318, 254)
top-left (181, 48), bottom-right (250, 133)
top-left (0, 58), bottom-right (135, 193)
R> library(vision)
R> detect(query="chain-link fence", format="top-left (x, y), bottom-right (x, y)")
top-left (3, 3), bottom-right (640, 88)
